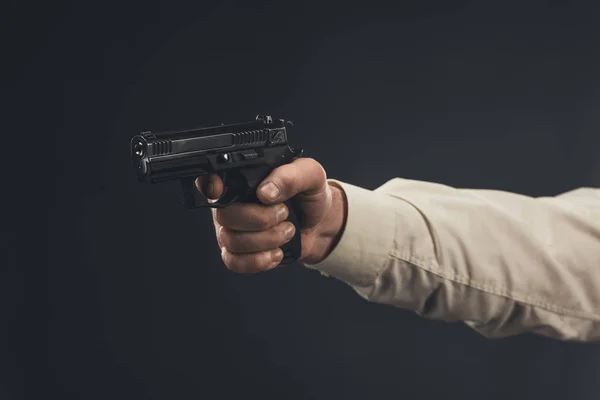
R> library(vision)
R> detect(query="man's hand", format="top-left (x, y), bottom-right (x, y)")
top-left (196, 158), bottom-right (347, 273)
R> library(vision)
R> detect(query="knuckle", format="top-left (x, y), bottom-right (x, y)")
top-left (253, 252), bottom-right (272, 270)
top-left (304, 157), bottom-right (319, 167)
top-left (304, 157), bottom-right (325, 178)
top-left (226, 234), bottom-right (247, 253)
top-left (272, 165), bottom-right (295, 191)
top-left (215, 204), bottom-right (246, 228)
top-left (249, 207), bottom-right (275, 230)
top-left (257, 216), bottom-right (272, 230)
top-left (221, 250), bottom-right (233, 269)
top-left (216, 203), bottom-right (280, 231)
top-left (215, 225), bottom-right (223, 247)
top-left (311, 162), bottom-right (327, 183)
top-left (222, 251), bottom-right (243, 273)
top-left (214, 209), bottom-right (228, 226)
top-left (286, 164), bottom-right (300, 184)
top-left (223, 251), bottom-right (271, 274)
top-left (217, 227), bottom-right (230, 248)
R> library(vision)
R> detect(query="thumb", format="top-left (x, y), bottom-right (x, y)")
top-left (256, 158), bottom-right (331, 230)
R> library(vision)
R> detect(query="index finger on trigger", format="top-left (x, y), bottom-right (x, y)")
top-left (195, 174), bottom-right (224, 199)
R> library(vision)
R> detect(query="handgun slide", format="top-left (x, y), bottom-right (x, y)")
top-left (131, 115), bottom-right (300, 184)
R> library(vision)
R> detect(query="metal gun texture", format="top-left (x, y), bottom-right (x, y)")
top-left (130, 115), bottom-right (304, 265)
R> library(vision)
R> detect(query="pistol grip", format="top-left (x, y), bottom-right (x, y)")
top-left (180, 166), bottom-right (303, 266)
top-left (279, 197), bottom-right (303, 265)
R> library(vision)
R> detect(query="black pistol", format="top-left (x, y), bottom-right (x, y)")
top-left (130, 115), bottom-right (304, 265)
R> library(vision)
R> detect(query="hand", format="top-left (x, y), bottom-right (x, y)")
top-left (196, 158), bottom-right (347, 273)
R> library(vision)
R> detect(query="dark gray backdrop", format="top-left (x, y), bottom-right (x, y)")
top-left (4, 1), bottom-right (600, 399)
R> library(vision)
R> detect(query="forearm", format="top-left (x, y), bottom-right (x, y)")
top-left (305, 178), bottom-right (600, 342)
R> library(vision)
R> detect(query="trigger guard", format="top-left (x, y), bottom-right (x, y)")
top-left (207, 193), bottom-right (239, 208)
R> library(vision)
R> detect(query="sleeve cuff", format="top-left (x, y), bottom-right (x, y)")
top-left (303, 179), bottom-right (413, 287)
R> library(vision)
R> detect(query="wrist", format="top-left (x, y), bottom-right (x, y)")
top-left (303, 182), bottom-right (348, 264)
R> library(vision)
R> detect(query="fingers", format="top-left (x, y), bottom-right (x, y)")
top-left (195, 174), bottom-right (224, 199)
top-left (210, 207), bottom-right (290, 274)
top-left (214, 202), bottom-right (289, 232)
top-left (195, 158), bottom-right (330, 273)
top-left (221, 247), bottom-right (284, 274)
top-left (216, 220), bottom-right (295, 274)
top-left (218, 222), bottom-right (295, 253)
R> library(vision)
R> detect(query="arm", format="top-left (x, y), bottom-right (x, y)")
top-left (306, 178), bottom-right (600, 342)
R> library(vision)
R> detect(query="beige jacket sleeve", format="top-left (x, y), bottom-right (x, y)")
top-left (305, 178), bottom-right (600, 342)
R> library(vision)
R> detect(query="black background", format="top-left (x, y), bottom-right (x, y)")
top-left (3, 1), bottom-right (600, 399)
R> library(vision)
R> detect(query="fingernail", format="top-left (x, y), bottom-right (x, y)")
top-left (270, 248), bottom-right (283, 263)
top-left (276, 204), bottom-right (288, 222)
top-left (259, 181), bottom-right (280, 201)
top-left (283, 224), bottom-right (295, 240)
